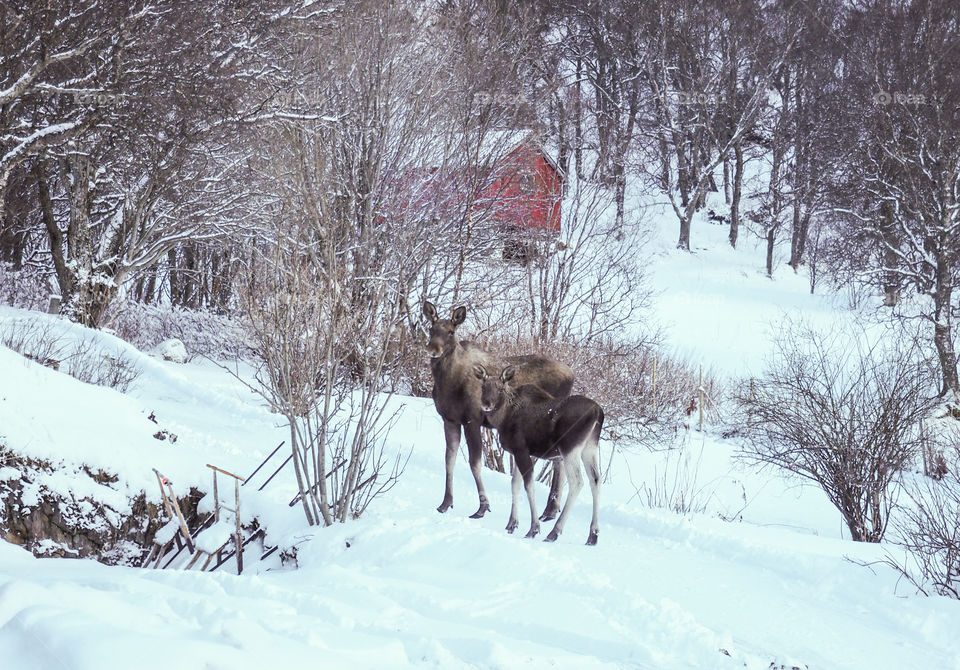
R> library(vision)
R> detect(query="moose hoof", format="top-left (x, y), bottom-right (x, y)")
top-left (586, 531), bottom-right (598, 546)
top-left (545, 530), bottom-right (559, 542)
top-left (436, 500), bottom-right (453, 513)
top-left (539, 508), bottom-right (558, 522)
top-left (524, 526), bottom-right (540, 539)
top-left (469, 501), bottom-right (490, 519)
top-left (505, 519), bottom-right (518, 534)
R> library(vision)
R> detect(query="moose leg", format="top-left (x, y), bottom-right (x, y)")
top-left (582, 437), bottom-right (601, 546)
top-left (515, 452), bottom-right (540, 539)
top-left (539, 461), bottom-right (566, 522)
top-left (546, 446), bottom-right (585, 543)
top-left (437, 419), bottom-right (461, 513)
top-left (463, 420), bottom-right (491, 518)
top-left (506, 455), bottom-right (521, 533)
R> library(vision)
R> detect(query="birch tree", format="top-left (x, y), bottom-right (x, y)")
top-left (644, 0), bottom-right (798, 251)
top-left (838, 0), bottom-right (960, 399)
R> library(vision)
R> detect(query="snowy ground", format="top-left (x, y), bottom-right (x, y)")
top-left (3, 211), bottom-right (960, 669)
top-left (640, 199), bottom-right (879, 380)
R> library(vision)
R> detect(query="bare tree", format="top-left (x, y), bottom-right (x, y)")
top-left (738, 323), bottom-right (939, 542)
top-left (839, 1), bottom-right (960, 400)
top-left (0, 0), bottom-right (131, 222)
top-left (7, 1), bottom-right (274, 326)
top-left (643, 0), bottom-right (798, 251)
top-left (504, 169), bottom-right (649, 345)
top-left (241, 0), bottom-right (494, 524)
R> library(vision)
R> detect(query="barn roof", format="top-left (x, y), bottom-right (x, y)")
top-left (480, 129), bottom-right (564, 176)
top-left (416, 128), bottom-right (563, 176)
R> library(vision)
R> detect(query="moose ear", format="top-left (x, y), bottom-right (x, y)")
top-left (501, 366), bottom-right (516, 383)
top-left (451, 306), bottom-right (467, 326)
top-left (422, 301), bottom-right (438, 323)
top-left (473, 364), bottom-right (487, 380)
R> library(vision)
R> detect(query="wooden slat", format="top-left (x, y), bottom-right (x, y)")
top-left (205, 463), bottom-right (244, 481)
top-left (165, 481), bottom-right (195, 554)
top-left (235, 478), bottom-right (243, 575)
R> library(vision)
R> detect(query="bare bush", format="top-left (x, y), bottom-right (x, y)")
top-left (1, 318), bottom-right (63, 367)
top-left (888, 439), bottom-right (960, 598)
top-left (238, 0), bottom-right (461, 525)
top-left (105, 299), bottom-right (253, 361)
top-left (240, 240), bottom-right (408, 525)
top-left (638, 438), bottom-right (714, 515)
top-left (65, 337), bottom-right (141, 393)
top-left (1, 318), bottom-right (140, 391)
top-left (738, 324), bottom-right (939, 542)
top-left (489, 336), bottom-right (723, 446)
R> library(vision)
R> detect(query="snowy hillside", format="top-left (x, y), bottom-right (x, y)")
top-left (640, 199), bottom-right (873, 379)
top-left (2, 213), bottom-right (959, 669)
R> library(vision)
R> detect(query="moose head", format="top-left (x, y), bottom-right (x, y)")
top-left (423, 301), bottom-right (467, 359)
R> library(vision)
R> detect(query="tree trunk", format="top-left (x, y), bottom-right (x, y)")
top-left (880, 201), bottom-right (900, 307)
top-left (729, 142), bottom-right (743, 248)
top-left (933, 254), bottom-right (959, 399)
top-left (675, 142), bottom-right (692, 211)
top-left (168, 248), bottom-right (180, 304)
top-left (789, 201), bottom-right (812, 270)
top-left (72, 278), bottom-right (118, 328)
top-left (614, 166), bottom-right (625, 232)
top-left (574, 56), bottom-right (583, 182)
top-left (677, 208), bottom-right (693, 251)
top-left (0, 170), bottom-right (31, 269)
top-left (788, 201), bottom-right (802, 270)
top-left (35, 159), bottom-right (71, 299)
top-left (723, 155), bottom-right (731, 205)
top-left (766, 226), bottom-right (777, 277)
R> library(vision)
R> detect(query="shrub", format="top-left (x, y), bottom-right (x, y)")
top-left (885, 424), bottom-right (960, 598)
top-left (489, 336), bottom-right (724, 446)
top-left (66, 337), bottom-right (141, 392)
top-left (737, 325), bottom-right (938, 542)
top-left (1, 318), bottom-right (141, 392)
top-left (105, 299), bottom-right (254, 361)
top-left (640, 436), bottom-right (714, 515)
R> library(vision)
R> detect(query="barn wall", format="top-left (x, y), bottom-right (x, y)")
top-left (482, 144), bottom-right (562, 233)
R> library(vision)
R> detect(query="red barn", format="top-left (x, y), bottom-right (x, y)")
top-left (481, 134), bottom-right (564, 235)
top-left (387, 131), bottom-right (564, 261)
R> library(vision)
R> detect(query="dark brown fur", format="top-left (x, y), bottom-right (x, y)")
top-left (475, 364), bottom-right (603, 545)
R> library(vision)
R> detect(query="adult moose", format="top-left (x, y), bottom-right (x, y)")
top-left (474, 364), bottom-right (603, 545)
top-left (423, 301), bottom-right (573, 519)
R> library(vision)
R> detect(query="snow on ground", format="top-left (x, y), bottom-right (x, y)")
top-left (2, 396), bottom-right (959, 669)
top-left (640, 199), bottom-right (878, 379)
top-left (2, 211), bottom-right (960, 669)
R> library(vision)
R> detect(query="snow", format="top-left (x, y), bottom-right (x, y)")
top-left (194, 519), bottom-right (237, 554)
top-left (641, 201), bottom-right (870, 379)
top-left (153, 518), bottom-right (180, 546)
top-left (2, 211), bottom-right (960, 669)
top-left (155, 337), bottom-right (188, 363)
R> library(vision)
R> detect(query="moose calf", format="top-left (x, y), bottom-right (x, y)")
top-left (475, 364), bottom-right (603, 545)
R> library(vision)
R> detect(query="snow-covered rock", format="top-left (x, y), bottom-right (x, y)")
top-left (156, 337), bottom-right (188, 363)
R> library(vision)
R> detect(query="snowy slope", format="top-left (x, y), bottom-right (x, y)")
top-left (641, 201), bottom-right (874, 379)
top-left (2, 209), bottom-right (960, 669)
top-left (2, 410), bottom-right (959, 669)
